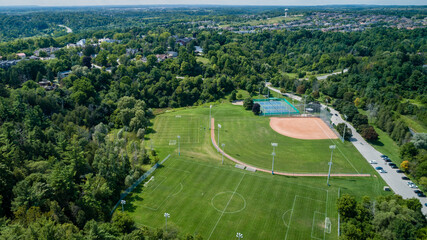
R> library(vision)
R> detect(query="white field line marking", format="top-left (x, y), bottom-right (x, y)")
top-left (143, 181), bottom-right (186, 211)
top-left (207, 174), bottom-right (246, 240)
top-left (314, 120), bottom-right (360, 174)
top-left (285, 195), bottom-right (297, 240)
top-left (282, 209), bottom-right (292, 227)
top-left (311, 211), bottom-right (326, 240)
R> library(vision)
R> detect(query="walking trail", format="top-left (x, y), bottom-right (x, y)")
top-left (211, 118), bottom-right (370, 177)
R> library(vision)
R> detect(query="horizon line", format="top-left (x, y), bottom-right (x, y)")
top-left (1, 4), bottom-right (426, 7)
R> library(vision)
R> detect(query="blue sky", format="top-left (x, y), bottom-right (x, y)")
top-left (0, 0), bottom-right (426, 6)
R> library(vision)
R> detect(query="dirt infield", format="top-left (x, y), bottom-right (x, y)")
top-left (270, 117), bottom-right (338, 140)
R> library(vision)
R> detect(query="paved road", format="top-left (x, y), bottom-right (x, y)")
top-left (58, 25), bottom-right (73, 33)
top-left (266, 83), bottom-right (427, 216)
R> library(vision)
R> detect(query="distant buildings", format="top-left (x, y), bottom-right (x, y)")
top-left (34, 47), bottom-right (60, 57)
top-left (0, 60), bottom-right (20, 69)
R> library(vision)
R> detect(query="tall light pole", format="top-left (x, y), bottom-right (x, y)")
top-left (236, 232), bottom-right (243, 240)
top-left (120, 200), bottom-right (126, 212)
top-left (209, 105), bottom-right (212, 129)
top-left (271, 143), bottom-right (278, 175)
top-left (217, 124), bottom-right (221, 152)
top-left (177, 135), bottom-right (181, 156)
top-left (327, 145), bottom-right (336, 186)
top-left (164, 212), bottom-right (170, 231)
top-left (221, 143), bottom-right (225, 164)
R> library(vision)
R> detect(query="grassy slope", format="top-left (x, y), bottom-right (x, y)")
top-left (358, 109), bottom-right (402, 165)
top-left (123, 103), bottom-right (390, 239)
top-left (400, 114), bottom-right (427, 133)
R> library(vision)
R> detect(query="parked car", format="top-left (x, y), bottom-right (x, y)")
top-left (391, 165), bottom-right (399, 169)
top-left (402, 176), bottom-right (410, 180)
top-left (425, 203), bottom-right (427, 207)
top-left (396, 170), bottom-right (404, 173)
top-left (375, 166), bottom-right (383, 170)
top-left (369, 160), bottom-right (378, 164)
top-left (381, 155), bottom-right (388, 159)
top-left (380, 169), bottom-right (387, 173)
top-left (385, 159), bottom-right (392, 163)
top-left (388, 162), bottom-right (396, 166)
top-left (415, 190), bottom-right (422, 194)
top-left (418, 193), bottom-right (426, 197)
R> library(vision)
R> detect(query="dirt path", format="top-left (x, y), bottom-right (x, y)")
top-left (211, 118), bottom-right (370, 177)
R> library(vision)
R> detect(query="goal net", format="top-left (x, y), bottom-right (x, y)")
top-left (325, 217), bottom-right (331, 234)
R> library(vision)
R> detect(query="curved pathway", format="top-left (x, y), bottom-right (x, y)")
top-left (211, 118), bottom-right (370, 177)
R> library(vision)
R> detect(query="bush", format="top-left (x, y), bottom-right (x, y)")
top-left (243, 97), bottom-right (253, 110)
top-left (252, 103), bottom-right (261, 115)
top-left (360, 125), bottom-right (378, 141)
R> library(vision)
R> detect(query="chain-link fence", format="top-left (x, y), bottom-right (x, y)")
top-left (110, 154), bottom-right (171, 215)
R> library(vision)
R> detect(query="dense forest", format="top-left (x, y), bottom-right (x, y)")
top-left (0, 6), bottom-right (426, 239)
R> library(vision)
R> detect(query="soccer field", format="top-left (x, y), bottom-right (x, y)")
top-left (124, 103), bottom-right (389, 238)
top-left (126, 156), bottom-right (339, 240)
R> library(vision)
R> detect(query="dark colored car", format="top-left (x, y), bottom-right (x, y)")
top-left (381, 155), bottom-right (388, 159)
top-left (391, 165), bottom-right (399, 169)
top-left (385, 159), bottom-right (392, 163)
top-left (402, 176), bottom-right (410, 180)
top-left (388, 162), bottom-right (396, 166)
top-left (415, 190), bottom-right (422, 194)
top-left (417, 193), bottom-right (426, 197)
top-left (396, 170), bottom-right (404, 173)
top-left (375, 166), bottom-right (383, 170)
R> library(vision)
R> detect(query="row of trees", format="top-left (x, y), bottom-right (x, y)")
top-left (338, 194), bottom-right (426, 240)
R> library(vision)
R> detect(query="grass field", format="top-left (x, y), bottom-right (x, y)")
top-left (125, 154), bottom-right (387, 239)
top-left (122, 102), bottom-right (390, 238)
top-left (213, 104), bottom-right (374, 174)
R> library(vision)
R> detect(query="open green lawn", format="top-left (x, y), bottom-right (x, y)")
top-left (368, 126), bottom-right (402, 165)
top-left (400, 115), bottom-right (427, 133)
top-left (123, 103), bottom-right (389, 239)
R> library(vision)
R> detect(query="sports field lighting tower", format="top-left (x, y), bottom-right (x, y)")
top-left (271, 143), bottom-right (278, 175)
top-left (327, 145), bottom-right (336, 186)
top-left (221, 143), bottom-right (226, 165)
top-left (217, 124), bottom-right (222, 152)
top-left (236, 232), bottom-right (243, 239)
top-left (177, 135), bottom-right (181, 156)
top-left (120, 200), bottom-right (126, 212)
top-left (164, 212), bottom-right (170, 231)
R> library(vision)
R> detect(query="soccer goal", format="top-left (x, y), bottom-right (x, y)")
top-left (324, 217), bottom-right (331, 234)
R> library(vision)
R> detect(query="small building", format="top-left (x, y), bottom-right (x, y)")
top-left (76, 39), bottom-right (86, 47)
top-left (58, 70), bottom-right (72, 79)
top-left (38, 79), bottom-right (57, 91)
top-left (195, 46), bottom-right (204, 55)
top-left (166, 51), bottom-right (178, 58)
top-left (156, 54), bottom-right (168, 62)
top-left (16, 53), bottom-right (26, 59)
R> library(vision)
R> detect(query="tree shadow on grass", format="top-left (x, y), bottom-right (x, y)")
top-left (125, 185), bottom-right (144, 213)
top-left (369, 139), bottom-right (384, 147)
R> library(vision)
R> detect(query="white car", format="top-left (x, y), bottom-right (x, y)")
top-left (407, 182), bottom-right (418, 188)
top-left (379, 169), bottom-right (387, 173)
top-left (369, 160), bottom-right (377, 164)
